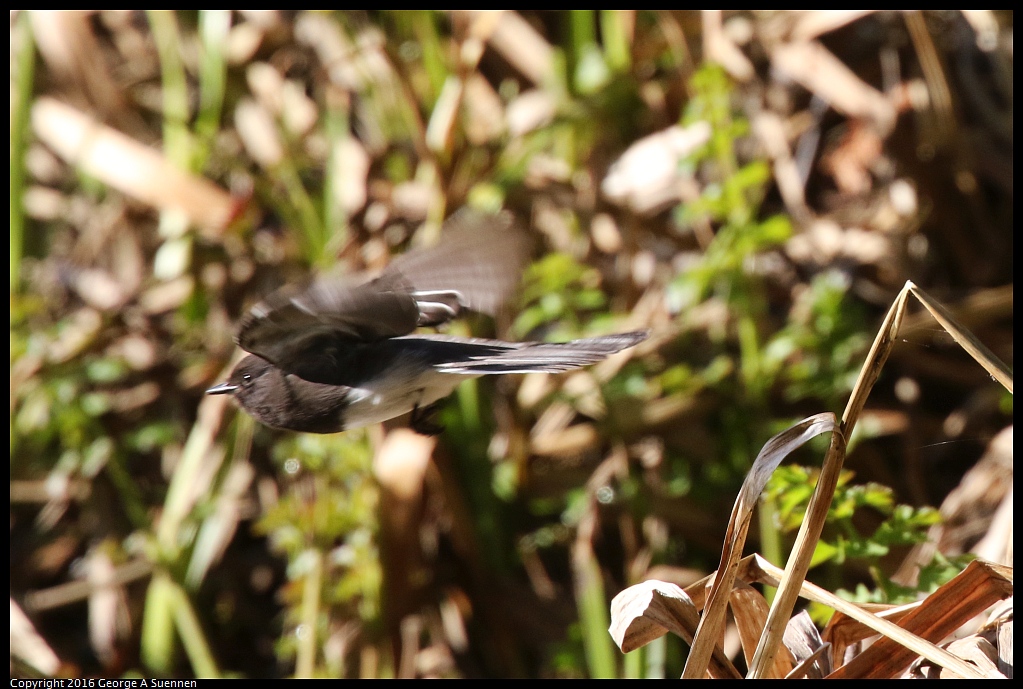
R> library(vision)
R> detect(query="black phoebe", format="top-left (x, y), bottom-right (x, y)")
top-left (207, 211), bottom-right (648, 434)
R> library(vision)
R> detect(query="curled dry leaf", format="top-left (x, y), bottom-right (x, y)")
top-left (609, 579), bottom-right (697, 653)
top-left (608, 579), bottom-right (741, 679)
top-left (782, 610), bottom-right (830, 679)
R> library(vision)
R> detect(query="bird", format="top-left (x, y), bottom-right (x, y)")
top-left (207, 211), bottom-right (648, 434)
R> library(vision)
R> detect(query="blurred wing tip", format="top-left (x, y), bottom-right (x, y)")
top-left (616, 329), bottom-right (651, 346)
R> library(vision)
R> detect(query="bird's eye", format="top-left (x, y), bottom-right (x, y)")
top-left (242, 374), bottom-right (253, 385)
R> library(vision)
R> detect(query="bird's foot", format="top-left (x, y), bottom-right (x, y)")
top-left (410, 401), bottom-right (445, 436)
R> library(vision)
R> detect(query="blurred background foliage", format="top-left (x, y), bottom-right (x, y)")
top-left (10, 10), bottom-right (1012, 678)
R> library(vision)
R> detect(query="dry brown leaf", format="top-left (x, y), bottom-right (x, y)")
top-left (601, 123), bottom-right (711, 215)
top-left (10, 598), bottom-right (62, 676)
top-left (683, 413), bottom-right (839, 678)
top-left (823, 601), bottom-right (916, 665)
top-left (458, 11), bottom-right (553, 86)
top-left (770, 41), bottom-right (895, 133)
top-left (702, 10), bottom-right (755, 82)
top-left (827, 560), bottom-right (1012, 679)
top-left (728, 582), bottom-right (795, 677)
top-left (29, 11), bottom-right (127, 116)
top-left (789, 10), bottom-right (877, 42)
top-left (782, 610), bottom-right (830, 679)
top-left (32, 98), bottom-right (240, 235)
top-left (745, 555), bottom-right (990, 679)
top-left (608, 579), bottom-right (740, 678)
top-left (908, 282), bottom-right (1014, 394)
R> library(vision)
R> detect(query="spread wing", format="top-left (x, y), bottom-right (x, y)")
top-left (385, 210), bottom-right (530, 323)
top-left (236, 273), bottom-right (422, 384)
top-left (236, 211), bottom-right (530, 385)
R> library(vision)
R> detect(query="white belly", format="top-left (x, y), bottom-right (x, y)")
top-left (341, 367), bottom-right (476, 429)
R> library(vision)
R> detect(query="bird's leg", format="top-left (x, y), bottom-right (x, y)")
top-left (410, 399), bottom-right (446, 436)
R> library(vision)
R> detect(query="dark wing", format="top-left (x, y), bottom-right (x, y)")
top-left (384, 210), bottom-right (531, 323)
top-left (237, 273), bottom-right (422, 384)
top-left (401, 331), bottom-right (649, 374)
top-left (236, 211), bottom-right (530, 385)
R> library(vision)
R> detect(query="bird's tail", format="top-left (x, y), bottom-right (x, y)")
top-left (431, 331), bottom-right (648, 374)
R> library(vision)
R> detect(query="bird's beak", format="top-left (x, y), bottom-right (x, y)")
top-left (206, 382), bottom-right (238, 395)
